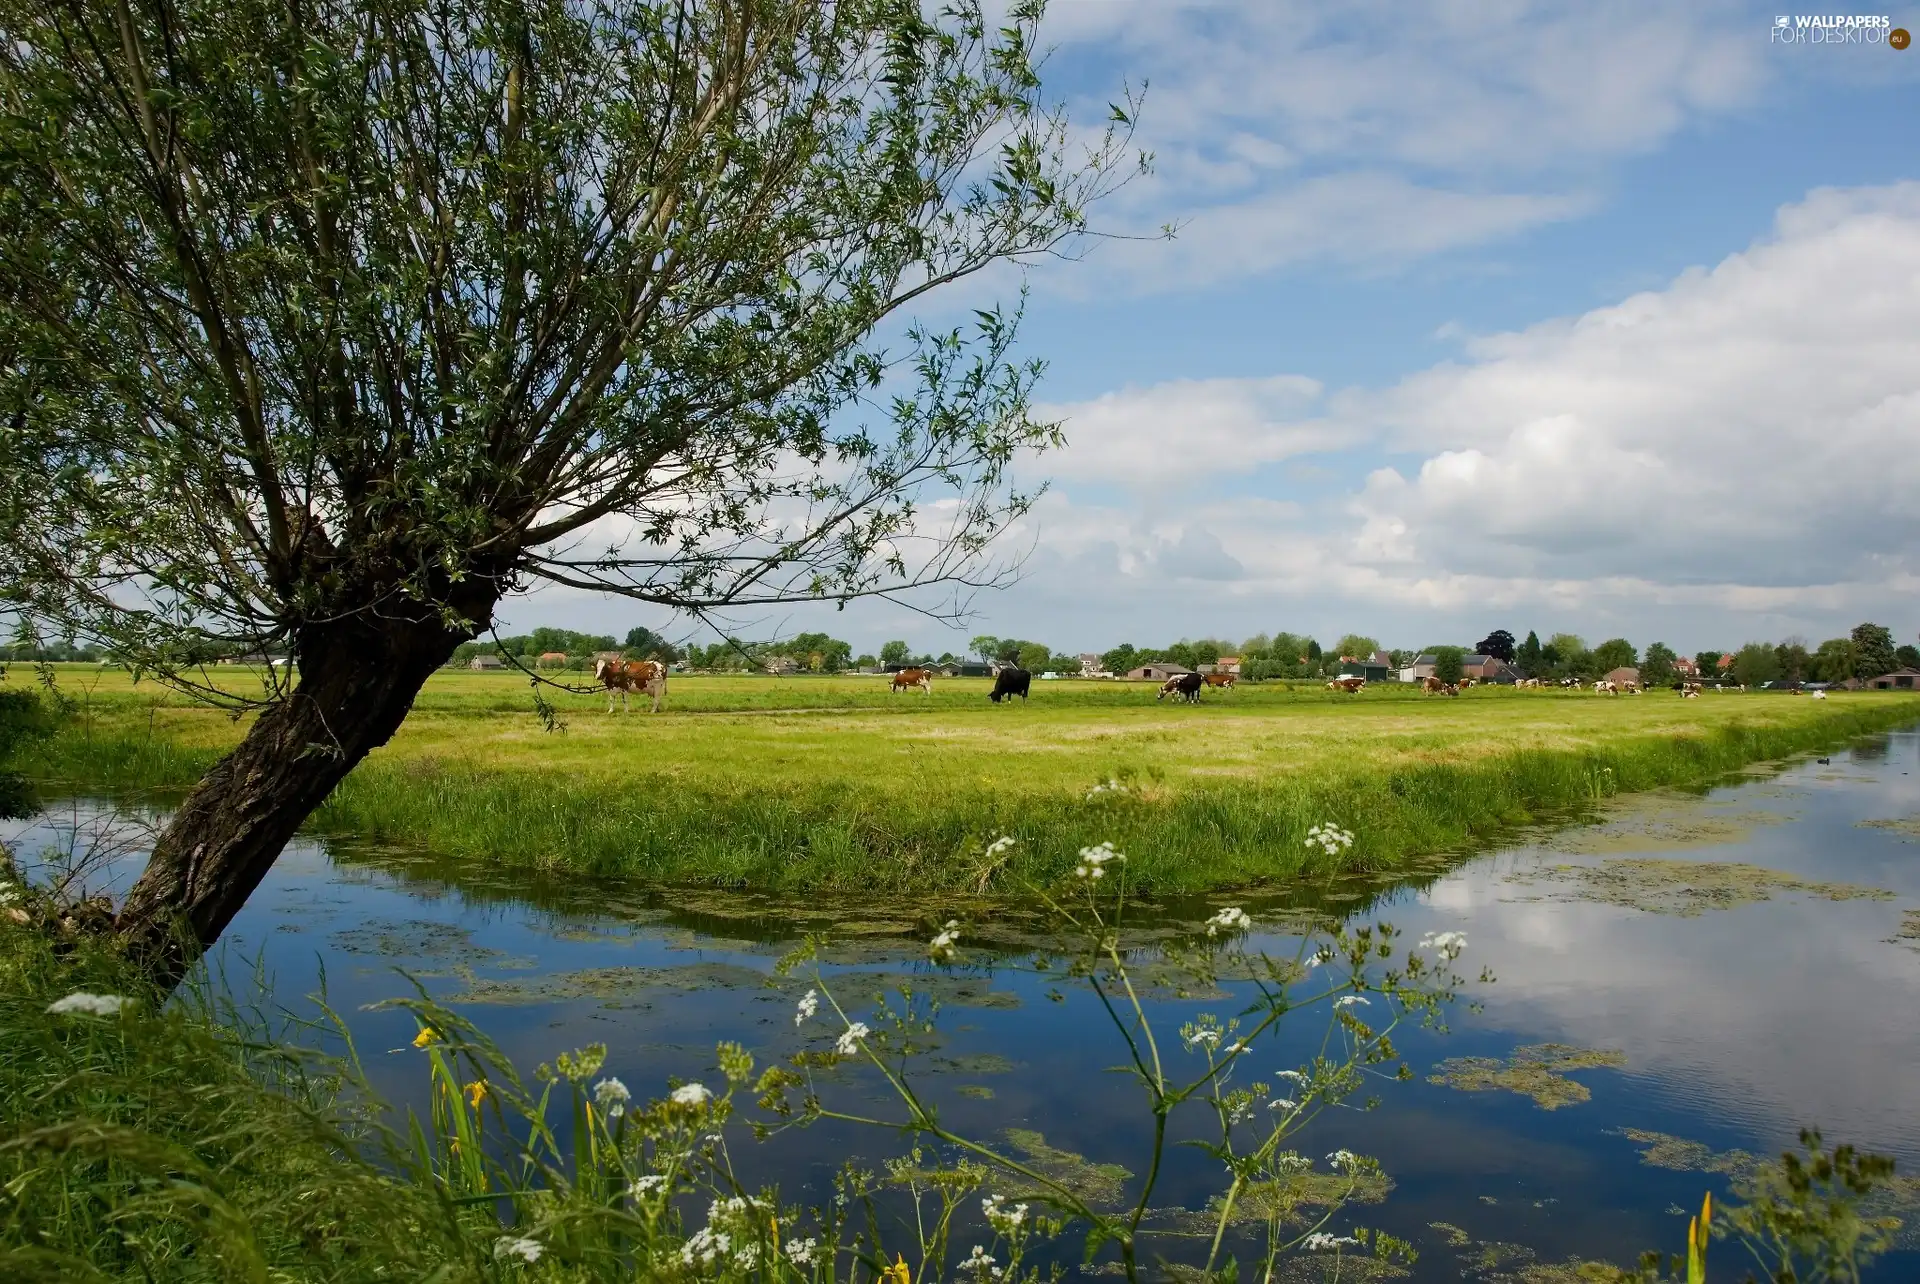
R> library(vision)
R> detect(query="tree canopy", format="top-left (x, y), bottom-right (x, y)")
top-left (1474, 629), bottom-right (1516, 662)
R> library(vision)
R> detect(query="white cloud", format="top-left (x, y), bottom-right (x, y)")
top-left (1039, 375), bottom-right (1328, 487)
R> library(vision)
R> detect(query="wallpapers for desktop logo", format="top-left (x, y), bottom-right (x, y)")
top-left (1770, 14), bottom-right (1909, 44)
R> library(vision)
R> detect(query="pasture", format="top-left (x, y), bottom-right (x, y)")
top-left (28, 666), bottom-right (1920, 895)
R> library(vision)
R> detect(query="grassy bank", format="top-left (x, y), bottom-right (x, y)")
top-left (26, 668), bottom-right (1920, 893)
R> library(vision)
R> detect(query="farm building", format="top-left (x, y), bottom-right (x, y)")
top-left (1602, 667), bottom-right (1641, 686)
top-left (1079, 653), bottom-right (1109, 677)
top-left (1336, 657), bottom-right (1392, 682)
top-left (1126, 663), bottom-right (1193, 681)
top-left (1868, 668), bottom-right (1920, 690)
top-left (468, 654), bottom-right (503, 670)
top-left (535, 651), bottom-right (568, 667)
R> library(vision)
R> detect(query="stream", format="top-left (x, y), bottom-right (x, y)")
top-left (10, 728), bottom-right (1920, 1281)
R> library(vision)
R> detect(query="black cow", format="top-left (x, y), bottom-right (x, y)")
top-left (988, 666), bottom-right (1031, 703)
top-left (1158, 672), bottom-right (1204, 703)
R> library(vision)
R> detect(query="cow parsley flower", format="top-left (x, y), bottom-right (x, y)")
top-left (1205, 906), bottom-right (1250, 937)
top-left (1326, 1149), bottom-right (1359, 1170)
top-left (593, 1076), bottom-right (631, 1118)
top-left (630, 1174), bottom-right (668, 1196)
top-left (835, 1022), bottom-right (870, 1056)
top-left (1086, 778), bottom-right (1127, 800)
top-left (795, 988), bottom-right (819, 1026)
top-left (681, 1227), bottom-right (730, 1267)
top-left (930, 920), bottom-right (961, 960)
top-left (1418, 930), bottom-right (1468, 961)
top-left (984, 835), bottom-right (1017, 858)
top-left (1275, 1069), bottom-right (1306, 1083)
top-left (983, 1193), bottom-right (1028, 1234)
top-left (1304, 823), bottom-right (1355, 857)
top-left (1269, 1098), bottom-right (1297, 1111)
top-left (962, 1244), bottom-right (1003, 1280)
top-left (1333, 995), bottom-right (1370, 1009)
top-left (1074, 841), bottom-right (1125, 879)
top-left (1303, 1232), bottom-right (1359, 1251)
top-left (494, 1235), bottom-right (544, 1263)
top-left (669, 1082), bottom-right (712, 1106)
top-left (785, 1237), bottom-right (818, 1266)
top-left (46, 992), bottom-right (125, 1017)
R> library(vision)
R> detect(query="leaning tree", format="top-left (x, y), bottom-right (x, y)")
top-left (0, 0), bottom-right (1139, 980)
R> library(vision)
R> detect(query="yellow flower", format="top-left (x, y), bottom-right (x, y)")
top-left (412, 1026), bottom-right (440, 1048)
top-left (465, 1080), bottom-right (488, 1108)
top-left (887, 1253), bottom-right (911, 1284)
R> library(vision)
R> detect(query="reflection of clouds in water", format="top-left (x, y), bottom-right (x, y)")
top-left (1405, 746), bottom-right (1920, 1160)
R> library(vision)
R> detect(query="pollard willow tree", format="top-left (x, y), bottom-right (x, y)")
top-left (0, 0), bottom-right (1141, 980)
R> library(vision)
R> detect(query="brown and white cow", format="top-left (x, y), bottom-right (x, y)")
top-left (890, 667), bottom-right (932, 694)
top-left (1421, 676), bottom-right (1451, 695)
top-left (1159, 671), bottom-right (1205, 703)
top-left (595, 657), bottom-right (667, 713)
top-left (1593, 680), bottom-right (1617, 695)
top-left (1680, 682), bottom-right (1702, 698)
top-left (1202, 672), bottom-right (1237, 690)
top-left (1327, 677), bottom-right (1366, 694)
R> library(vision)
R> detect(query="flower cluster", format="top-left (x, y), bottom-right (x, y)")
top-left (46, 992), bottom-right (125, 1018)
top-left (835, 1022), bottom-right (870, 1056)
top-left (930, 920), bottom-right (961, 961)
top-left (1303, 1232), bottom-right (1359, 1252)
top-left (494, 1235), bottom-right (543, 1264)
top-left (683, 1197), bottom-right (767, 1269)
top-left (630, 1174), bottom-right (668, 1197)
top-left (962, 1244), bottom-right (1004, 1281)
top-left (784, 1237), bottom-right (818, 1266)
top-left (794, 989), bottom-right (819, 1026)
top-left (593, 1076), bottom-right (630, 1119)
top-left (1326, 1149), bottom-right (1359, 1171)
top-left (1180, 1015), bottom-right (1225, 1052)
top-left (669, 1082), bottom-right (712, 1106)
top-left (1305, 823), bottom-right (1355, 857)
top-left (1333, 995), bottom-right (1370, 1009)
top-left (1074, 841), bottom-right (1124, 880)
top-left (1418, 930), bottom-right (1468, 962)
top-left (1204, 906), bottom-right (1250, 937)
top-left (982, 1193), bottom-right (1028, 1235)
top-left (983, 835), bottom-right (1017, 859)
top-left (1085, 778), bottom-right (1127, 800)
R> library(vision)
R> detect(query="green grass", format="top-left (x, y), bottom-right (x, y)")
top-left (26, 667), bottom-right (1920, 894)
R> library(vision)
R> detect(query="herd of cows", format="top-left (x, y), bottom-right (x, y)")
top-left (591, 656), bottom-right (1784, 713)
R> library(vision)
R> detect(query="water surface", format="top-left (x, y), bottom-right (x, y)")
top-left (11, 729), bottom-right (1920, 1280)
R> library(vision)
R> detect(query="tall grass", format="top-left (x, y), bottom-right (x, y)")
top-left (27, 686), bottom-right (1920, 893)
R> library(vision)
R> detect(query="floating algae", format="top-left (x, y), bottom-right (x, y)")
top-left (1002, 1128), bottom-right (1131, 1207)
top-left (1535, 791), bottom-right (1794, 856)
top-left (328, 918), bottom-right (538, 972)
top-left (1429, 1043), bottom-right (1626, 1109)
top-left (1428, 1222), bottom-right (1470, 1247)
top-left (1212, 1166), bottom-right (1393, 1227)
top-left (1267, 1257), bottom-right (1411, 1283)
top-left (448, 961), bottom-right (775, 1008)
top-left (955, 1085), bottom-right (996, 1099)
top-left (1505, 858), bottom-right (1893, 916)
top-left (1616, 1128), bottom-right (1920, 1250)
top-left (1860, 814), bottom-right (1920, 842)
top-left (1889, 910), bottom-right (1920, 951)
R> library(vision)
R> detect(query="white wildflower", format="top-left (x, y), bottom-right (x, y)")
top-left (1269, 1098), bottom-right (1297, 1111)
top-left (930, 920), bottom-right (961, 959)
top-left (669, 1082), bottom-right (712, 1106)
top-left (795, 988), bottom-right (819, 1026)
top-left (46, 992), bottom-right (125, 1017)
top-left (1304, 823), bottom-right (1356, 858)
top-left (681, 1227), bottom-right (730, 1267)
top-left (1205, 906), bottom-right (1251, 937)
top-left (835, 1022), bottom-right (870, 1056)
top-left (983, 1193), bottom-right (1028, 1234)
top-left (1418, 930), bottom-right (1468, 960)
top-left (1333, 995), bottom-right (1370, 1009)
top-left (0, 885), bottom-right (18, 905)
top-left (1086, 778), bottom-right (1127, 800)
top-left (962, 1244), bottom-right (1003, 1280)
top-left (984, 835), bottom-right (1017, 858)
top-left (494, 1235), bottom-right (544, 1263)
top-left (1074, 841), bottom-right (1125, 879)
top-left (1303, 1232), bottom-right (1359, 1251)
top-left (1326, 1149), bottom-right (1358, 1170)
top-left (630, 1174), bottom-right (668, 1196)
top-left (1275, 1069), bottom-right (1307, 1083)
top-left (785, 1237), bottom-right (818, 1266)
top-left (1182, 1027), bottom-right (1222, 1051)
top-left (592, 1076), bottom-right (631, 1118)
top-left (1276, 1153), bottom-right (1313, 1173)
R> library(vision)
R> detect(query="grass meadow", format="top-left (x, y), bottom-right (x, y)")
top-left (26, 666), bottom-right (1920, 894)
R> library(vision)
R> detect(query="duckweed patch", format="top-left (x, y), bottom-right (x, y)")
top-left (447, 961), bottom-right (775, 1007)
top-left (328, 918), bottom-right (538, 972)
top-left (1889, 909), bottom-right (1920, 950)
top-left (956, 1084), bottom-right (996, 1099)
top-left (1002, 1128), bottom-right (1131, 1208)
top-left (1268, 1257), bottom-right (1411, 1283)
top-left (1860, 814), bottom-right (1920, 842)
top-left (1505, 858), bottom-right (1894, 916)
top-left (1428, 1221), bottom-right (1470, 1247)
top-left (1210, 1167), bottom-right (1394, 1227)
top-left (1429, 1043), bottom-right (1627, 1109)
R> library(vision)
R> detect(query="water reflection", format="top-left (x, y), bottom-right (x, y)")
top-left (6, 730), bottom-right (1920, 1279)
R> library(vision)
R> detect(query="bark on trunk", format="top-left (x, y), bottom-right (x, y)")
top-left (116, 612), bottom-right (471, 987)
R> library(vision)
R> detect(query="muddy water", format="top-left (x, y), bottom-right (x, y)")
top-left (10, 729), bottom-right (1920, 1281)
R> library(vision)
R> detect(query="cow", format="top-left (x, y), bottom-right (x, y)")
top-left (1326, 677), bottom-right (1366, 694)
top-left (1560, 677), bottom-right (1582, 688)
top-left (891, 667), bottom-right (932, 694)
top-left (1203, 672), bottom-right (1237, 690)
top-left (1680, 682), bottom-right (1702, 698)
top-left (1593, 680), bottom-right (1617, 695)
top-left (988, 666), bottom-right (1031, 703)
top-left (1158, 671), bottom-right (1205, 703)
top-left (1515, 677), bottom-right (1542, 688)
top-left (1810, 688), bottom-right (1827, 700)
top-left (1421, 676), bottom-right (1451, 695)
top-left (594, 657), bottom-right (667, 713)
top-left (1457, 676), bottom-right (1476, 689)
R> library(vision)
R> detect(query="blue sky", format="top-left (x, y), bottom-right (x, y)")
top-left (516, 1), bottom-right (1920, 660)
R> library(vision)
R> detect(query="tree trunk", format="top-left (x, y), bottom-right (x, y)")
top-left (116, 611), bottom-right (473, 987)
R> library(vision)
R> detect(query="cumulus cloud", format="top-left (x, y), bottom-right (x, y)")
top-left (1030, 1), bottom-right (1767, 290)
top-left (1039, 375), bottom-right (1328, 487)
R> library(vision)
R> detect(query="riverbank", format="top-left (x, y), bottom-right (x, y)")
top-left (25, 671), bottom-right (1920, 894)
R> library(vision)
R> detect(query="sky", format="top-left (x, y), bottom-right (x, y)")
top-left (509, 1), bottom-right (1920, 660)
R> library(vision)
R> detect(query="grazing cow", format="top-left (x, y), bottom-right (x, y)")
top-left (595, 657), bottom-right (668, 713)
top-left (1593, 680), bottom-right (1617, 695)
top-left (1326, 677), bottom-right (1366, 694)
top-left (1159, 671), bottom-right (1205, 703)
top-left (1810, 689), bottom-right (1827, 700)
top-left (1203, 672), bottom-right (1237, 689)
top-left (1680, 682), bottom-right (1702, 698)
top-left (988, 666), bottom-right (1032, 703)
top-left (1457, 676), bottom-right (1476, 689)
top-left (891, 667), bottom-right (932, 694)
top-left (1515, 678), bottom-right (1541, 688)
top-left (1422, 676), bottom-right (1451, 695)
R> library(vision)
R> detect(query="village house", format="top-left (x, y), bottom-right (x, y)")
top-left (1672, 655), bottom-right (1699, 678)
top-left (1868, 667), bottom-right (1920, 690)
top-left (1078, 653), bottom-right (1109, 678)
top-left (468, 654), bottom-right (504, 670)
top-left (1126, 662), bottom-right (1192, 681)
top-left (1335, 655), bottom-right (1392, 683)
top-left (762, 655), bottom-right (799, 675)
top-left (535, 651), bottom-right (568, 667)
top-left (1602, 666), bottom-right (1641, 687)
